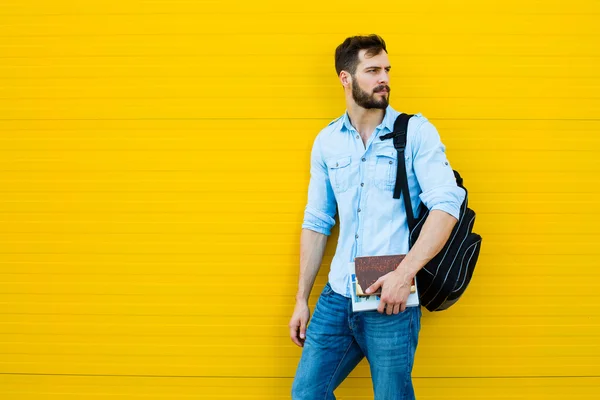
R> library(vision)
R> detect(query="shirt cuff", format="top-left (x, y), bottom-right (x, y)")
top-left (419, 185), bottom-right (465, 221)
top-left (302, 206), bottom-right (336, 236)
top-left (430, 202), bottom-right (461, 221)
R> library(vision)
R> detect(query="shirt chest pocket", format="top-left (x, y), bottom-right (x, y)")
top-left (327, 155), bottom-right (352, 193)
top-left (374, 149), bottom-right (399, 191)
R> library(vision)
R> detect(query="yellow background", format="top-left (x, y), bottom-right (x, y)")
top-left (1, 0), bottom-right (599, 398)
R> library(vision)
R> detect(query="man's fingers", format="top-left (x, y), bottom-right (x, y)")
top-left (365, 278), bottom-right (383, 295)
top-left (300, 319), bottom-right (307, 340)
top-left (386, 302), bottom-right (394, 315)
top-left (289, 326), bottom-right (300, 346)
top-left (289, 321), bottom-right (303, 347)
top-left (393, 304), bottom-right (401, 315)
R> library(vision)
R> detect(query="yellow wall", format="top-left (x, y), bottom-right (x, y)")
top-left (1, 1), bottom-right (599, 398)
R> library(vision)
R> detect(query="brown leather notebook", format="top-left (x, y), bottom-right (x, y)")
top-left (354, 254), bottom-right (416, 297)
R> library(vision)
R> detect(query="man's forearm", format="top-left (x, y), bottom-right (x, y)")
top-left (399, 209), bottom-right (458, 279)
top-left (296, 228), bottom-right (328, 303)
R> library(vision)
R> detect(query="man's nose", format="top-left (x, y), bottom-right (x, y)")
top-left (378, 71), bottom-right (389, 84)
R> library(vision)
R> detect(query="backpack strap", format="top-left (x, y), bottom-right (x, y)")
top-left (380, 113), bottom-right (415, 231)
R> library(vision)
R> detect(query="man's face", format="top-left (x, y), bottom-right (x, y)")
top-left (350, 49), bottom-right (391, 109)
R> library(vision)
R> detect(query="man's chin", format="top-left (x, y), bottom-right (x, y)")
top-left (354, 96), bottom-right (389, 110)
top-left (372, 96), bottom-right (389, 109)
top-left (371, 101), bottom-right (388, 110)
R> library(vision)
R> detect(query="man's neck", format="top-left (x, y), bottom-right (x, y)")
top-left (346, 104), bottom-right (386, 139)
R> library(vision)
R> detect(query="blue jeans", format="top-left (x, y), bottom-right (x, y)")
top-left (292, 282), bottom-right (421, 400)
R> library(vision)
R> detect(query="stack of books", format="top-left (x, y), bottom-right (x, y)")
top-left (349, 254), bottom-right (419, 312)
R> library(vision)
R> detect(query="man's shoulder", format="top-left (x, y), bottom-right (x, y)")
top-left (327, 115), bottom-right (344, 127)
top-left (384, 107), bottom-right (429, 134)
top-left (313, 114), bottom-right (345, 142)
top-left (322, 114), bottom-right (345, 133)
top-left (408, 112), bottom-right (428, 127)
top-left (407, 112), bottom-right (434, 138)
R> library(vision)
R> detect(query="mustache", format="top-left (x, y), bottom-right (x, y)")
top-left (374, 85), bottom-right (390, 93)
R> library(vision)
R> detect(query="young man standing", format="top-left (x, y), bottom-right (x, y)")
top-left (289, 34), bottom-right (466, 399)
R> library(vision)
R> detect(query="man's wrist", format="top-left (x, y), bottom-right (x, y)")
top-left (394, 262), bottom-right (417, 286)
top-left (295, 294), bottom-right (309, 304)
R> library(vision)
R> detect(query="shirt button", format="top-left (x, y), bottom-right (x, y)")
top-left (356, 135), bottom-right (359, 139)
top-left (335, 162), bottom-right (339, 167)
top-left (355, 234), bottom-right (359, 239)
top-left (389, 160), bottom-right (393, 164)
top-left (360, 183), bottom-right (364, 187)
top-left (361, 157), bottom-right (366, 162)
top-left (358, 208), bottom-right (361, 213)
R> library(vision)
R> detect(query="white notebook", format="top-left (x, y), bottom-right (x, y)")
top-left (348, 262), bottom-right (420, 312)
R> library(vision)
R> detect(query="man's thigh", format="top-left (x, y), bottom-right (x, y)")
top-left (291, 284), bottom-right (364, 400)
top-left (356, 306), bottom-right (422, 400)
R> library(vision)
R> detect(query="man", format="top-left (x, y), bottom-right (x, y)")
top-left (289, 34), bottom-right (465, 399)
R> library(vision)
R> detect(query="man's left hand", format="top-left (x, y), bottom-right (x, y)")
top-left (365, 268), bottom-right (413, 315)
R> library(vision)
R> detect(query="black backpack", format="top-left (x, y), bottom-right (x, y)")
top-left (380, 114), bottom-right (482, 312)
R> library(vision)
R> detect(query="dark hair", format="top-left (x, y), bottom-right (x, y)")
top-left (334, 34), bottom-right (387, 76)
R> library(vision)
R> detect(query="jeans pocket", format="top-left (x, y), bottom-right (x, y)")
top-left (322, 282), bottom-right (334, 296)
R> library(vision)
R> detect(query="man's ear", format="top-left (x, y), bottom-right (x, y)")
top-left (340, 71), bottom-right (351, 88)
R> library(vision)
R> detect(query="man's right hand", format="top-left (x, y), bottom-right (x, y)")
top-left (289, 301), bottom-right (310, 347)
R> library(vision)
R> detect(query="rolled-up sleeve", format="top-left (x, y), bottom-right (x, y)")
top-left (301, 135), bottom-right (337, 236)
top-left (412, 120), bottom-right (465, 220)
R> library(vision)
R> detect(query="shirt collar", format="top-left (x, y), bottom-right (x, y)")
top-left (340, 105), bottom-right (396, 135)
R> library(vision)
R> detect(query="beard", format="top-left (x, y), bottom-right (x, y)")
top-left (351, 79), bottom-right (390, 109)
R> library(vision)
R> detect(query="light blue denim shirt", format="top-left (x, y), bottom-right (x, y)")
top-left (302, 105), bottom-right (466, 298)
